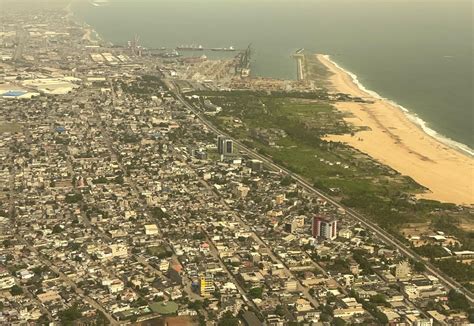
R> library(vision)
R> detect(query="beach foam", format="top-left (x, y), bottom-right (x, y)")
top-left (322, 55), bottom-right (474, 157)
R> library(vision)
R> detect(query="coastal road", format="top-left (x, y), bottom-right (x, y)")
top-left (166, 80), bottom-right (474, 305)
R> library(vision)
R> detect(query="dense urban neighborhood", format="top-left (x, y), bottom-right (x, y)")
top-left (0, 3), bottom-right (472, 325)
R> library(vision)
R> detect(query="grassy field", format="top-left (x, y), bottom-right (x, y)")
top-left (195, 92), bottom-right (472, 234)
top-left (195, 90), bottom-right (474, 288)
top-left (116, 70), bottom-right (474, 295)
top-left (303, 54), bottom-right (333, 88)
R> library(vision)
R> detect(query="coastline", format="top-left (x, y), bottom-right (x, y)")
top-left (61, 1), bottom-right (473, 205)
top-left (323, 55), bottom-right (473, 157)
top-left (317, 54), bottom-right (474, 205)
top-left (65, 1), bottom-right (104, 44)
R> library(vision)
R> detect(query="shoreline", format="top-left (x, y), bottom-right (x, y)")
top-left (60, 1), bottom-right (474, 205)
top-left (65, 1), bottom-right (105, 44)
top-left (322, 55), bottom-right (473, 158)
top-left (317, 54), bottom-right (474, 205)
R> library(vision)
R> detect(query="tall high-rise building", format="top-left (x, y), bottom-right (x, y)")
top-left (217, 135), bottom-right (226, 154)
top-left (217, 135), bottom-right (233, 155)
top-left (225, 139), bottom-right (233, 155)
top-left (312, 215), bottom-right (338, 240)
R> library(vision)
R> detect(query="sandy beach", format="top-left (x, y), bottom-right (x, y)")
top-left (317, 54), bottom-right (474, 205)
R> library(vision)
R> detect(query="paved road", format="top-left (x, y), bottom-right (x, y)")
top-left (167, 80), bottom-right (474, 304)
top-left (5, 129), bottom-right (118, 324)
top-left (200, 226), bottom-right (261, 311)
top-left (15, 235), bottom-right (118, 325)
top-left (195, 170), bottom-right (320, 309)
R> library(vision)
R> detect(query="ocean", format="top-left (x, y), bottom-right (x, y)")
top-left (72, 0), bottom-right (473, 153)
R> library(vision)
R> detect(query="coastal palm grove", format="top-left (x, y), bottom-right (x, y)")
top-left (0, 1), bottom-right (472, 325)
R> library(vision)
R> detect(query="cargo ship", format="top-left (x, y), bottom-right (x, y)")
top-left (90, 0), bottom-right (110, 7)
top-left (211, 46), bottom-right (236, 52)
top-left (176, 45), bottom-right (203, 51)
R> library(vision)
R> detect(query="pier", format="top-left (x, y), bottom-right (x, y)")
top-left (293, 48), bottom-right (305, 81)
top-left (146, 47), bottom-right (243, 53)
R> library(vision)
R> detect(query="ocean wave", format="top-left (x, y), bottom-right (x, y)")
top-left (322, 55), bottom-right (474, 157)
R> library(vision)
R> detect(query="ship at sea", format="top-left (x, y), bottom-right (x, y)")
top-left (176, 45), bottom-right (203, 51)
top-left (211, 46), bottom-right (236, 52)
top-left (90, 0), bottom-right (110, 7)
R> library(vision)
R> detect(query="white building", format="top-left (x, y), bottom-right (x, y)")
top-left (338, 229), bottom-right (353, 239)
top-left (0, 276), bottom-right (15, 289)
top-left (145, 224), bottom-right (159, 235)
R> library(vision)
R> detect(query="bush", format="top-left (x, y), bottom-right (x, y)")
top-left (59, 304), bottom-right (82, 324)
top-left (218, 311), bottom-right (239, 326)
top-left (448, 289), bottom-right (469, 311)
top-left (248, 287), bottom-right (263, 299)
top-left (10, 285), bottom-right (23, 296)
top-left (65, 193), bottom-right (83, 204)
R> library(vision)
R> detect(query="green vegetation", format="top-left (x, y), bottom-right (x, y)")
top-left (196, 91), bottom-right (445, 231)
top-left (32, 266), bottom-right (47, 276)
top-left (147, 245), bottom-right (172, 259)
top-left (362, 301), bottom-right (389, 324)
top-left (412, 261), bottom-right (426, 273)
top-left (149, 301), bottom-right (179, 314)
top-left (333, 317), bottom-right (347, 326)
top-left (447, 289), bottom-right (474, 322)
top-left (435, 259), bottom-right (473, 283)
top-left (94, 310), bottom-right (111, 325)
top-left (52, 224), bottom-right (63, 234)
top-left (3, 239), bottom-right (12, 247)
top-left (248, 287), bottom-right (263, 299)
top-left (369, 294), bottom-right (388, 305)
top-left (58, 305), bottom-right (82, 325)
top-left (151, 207), bottom-right (170, 220)
top-left (412, 217), bottom-right (474, 286)
top-left (218, 311), bottom-right (239, 326)
top-left (118, 75), bottom-right (168, 99)
top-left (65, 192), bottom-right (83, 204)
top-left (10, 285), bottom-right (23, 296)
top-left (274, 304), bottom-right (286, 316)
top-left (329, 258), bottom-right (350, 274)
top-left (92, 176), bottom-right (108, 184)
top-left (414, 244), bottom-right (449, 258)
top-left (191, 91), bottom-right (473, 283)
top-left (431, 216), bottom-right (474, 250)
top-left (280, 175), bottom-right (295, 187)
top-left (352, 250), bottom-right (373, 275)
top-left (448, 289), bottom-right (470, 310)
top-left (303, 54), bottom-right (332, 87)
top-left (188, 300), bottom-right (203, 311)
